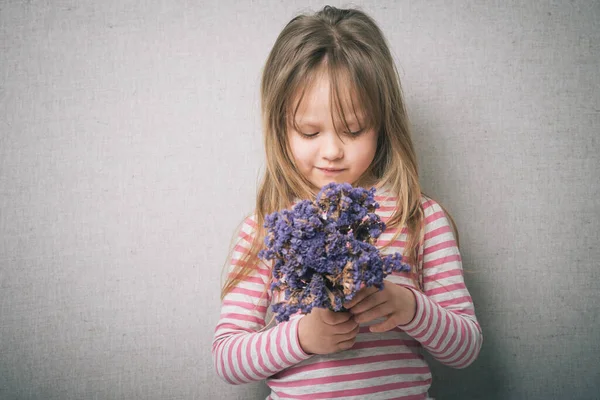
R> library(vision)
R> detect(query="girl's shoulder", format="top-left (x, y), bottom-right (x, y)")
top-left (420, 194), bottom-right (445, 216)
top-left (231, 214), bottom-right (259, 244)
top-left (241, 213), bottom-right (258, 226)
top-left (419, 195), bottom-right (457, 238)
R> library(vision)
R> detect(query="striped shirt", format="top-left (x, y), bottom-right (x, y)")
top-left (212, 190), bottom-right (483, 399)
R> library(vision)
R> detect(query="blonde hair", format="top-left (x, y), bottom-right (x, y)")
top-left (222, 6), bottom-right (452, 299)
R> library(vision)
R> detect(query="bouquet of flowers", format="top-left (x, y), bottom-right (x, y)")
top-left (258, 182), bottom-right (411, 322)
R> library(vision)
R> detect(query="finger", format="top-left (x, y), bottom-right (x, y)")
top-left (312, 307), bottom-right (338, 321)
top-left (353, 303), bottom-right (394, 324)
top-left (369, 315), bottom-right (400, 333)
top-left (336, 336), bottom-right (357, 352)
top-left (348, 290), bottom-right (385, 315)
top-left (335, 324), bottom-right (360, 343)
top-left (343, 286), bottom-right (379, 309)
top-left (322, 311), bottom-right (352, 325)
top-left (332, 318), bottom-right (359, 335)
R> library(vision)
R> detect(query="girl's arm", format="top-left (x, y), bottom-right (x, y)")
top-left (397, 197), bottom-right (483, 368)
top-left (211, 217), bottom-right (312, 384)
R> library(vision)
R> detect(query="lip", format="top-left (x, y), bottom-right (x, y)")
top-left (317, 167), bottom-right (346, 176)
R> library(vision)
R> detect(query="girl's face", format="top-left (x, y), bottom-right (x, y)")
top-left (287, 71), bottom-right (378, 189)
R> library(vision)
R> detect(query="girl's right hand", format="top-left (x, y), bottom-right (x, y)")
top-left (297, 308), bottom-right (359, 355)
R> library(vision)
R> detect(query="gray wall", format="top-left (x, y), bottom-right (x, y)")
top-left (1, 1), bottom-right (598, 399)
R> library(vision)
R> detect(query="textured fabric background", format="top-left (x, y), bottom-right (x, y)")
top-left (1, 1), bottom-right (599, 399)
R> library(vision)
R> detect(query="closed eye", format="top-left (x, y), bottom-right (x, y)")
top-left (345, 129), bottom-right (364, 137)
top-left (299, 131), bottom-right (319, 138)
top-left (297, 129), bottom-right (363, 138)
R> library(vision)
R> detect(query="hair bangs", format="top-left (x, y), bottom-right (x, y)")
top-left (284, 60), bottom-right (326, 137)
top-left (328, 44), bottom-right (382, 136)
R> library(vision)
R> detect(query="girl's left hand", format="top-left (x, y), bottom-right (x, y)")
top-left (343, 282), bottom-right (417, 333)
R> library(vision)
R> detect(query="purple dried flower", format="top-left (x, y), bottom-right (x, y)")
top-left (259, 182), bottom-right (411, 322)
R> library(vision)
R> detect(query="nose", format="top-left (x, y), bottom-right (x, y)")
top-left (321, 131), bottom-right (344, 161)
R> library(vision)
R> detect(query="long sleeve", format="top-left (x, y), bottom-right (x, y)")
top-left (398, 198), bottom-right (483, 369)
top-left (211, 217), bottom-right (312, 384)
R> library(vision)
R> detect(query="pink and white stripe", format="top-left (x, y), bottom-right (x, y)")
top-left (212, 192), bottom-right (483, 399)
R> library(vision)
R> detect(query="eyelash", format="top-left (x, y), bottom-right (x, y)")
top-left (299, 129), bottom-right (364, 139)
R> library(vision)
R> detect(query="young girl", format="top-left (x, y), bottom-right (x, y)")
top-left (212, 6), bottom-right (482, 399)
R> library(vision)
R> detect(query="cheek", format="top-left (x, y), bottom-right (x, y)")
top-left (288, 136), bottom-right (311, 166)
top-left (292, 139), bottom-right (318, 162)
top-left (356, 132), bottom-right (378, 164)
